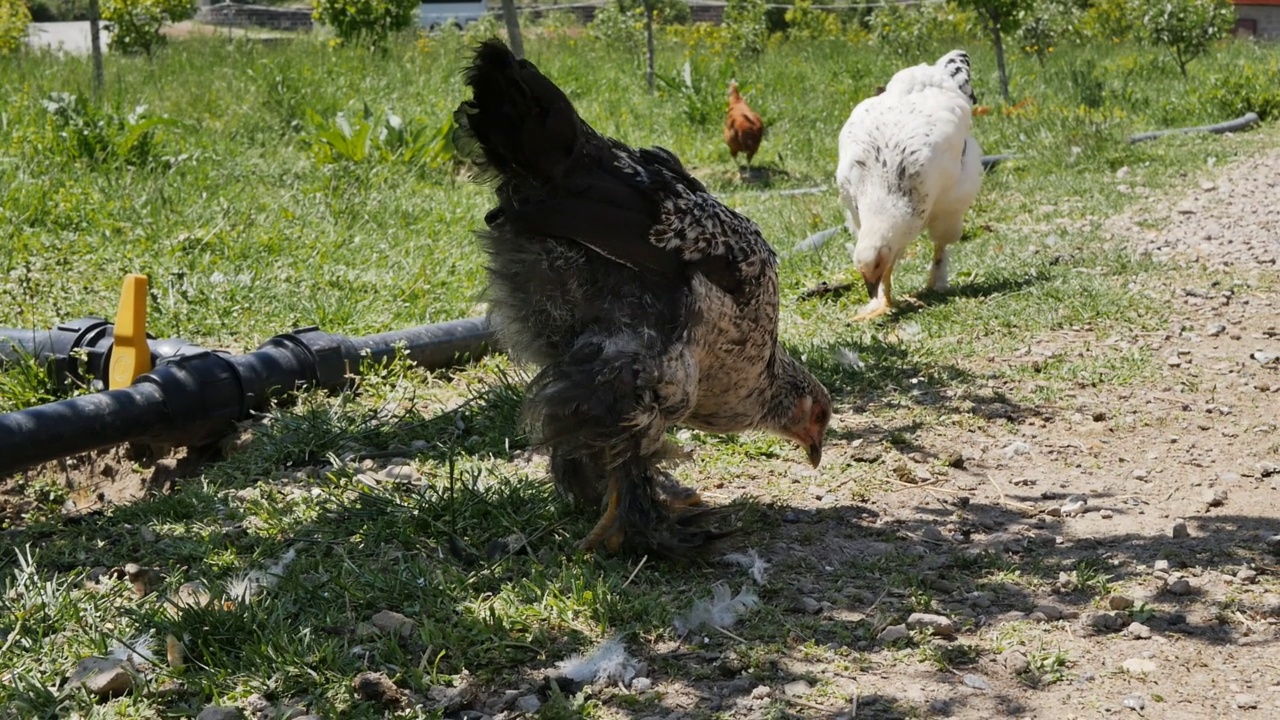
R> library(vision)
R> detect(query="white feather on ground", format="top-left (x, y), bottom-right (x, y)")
top-left (107, 632), bottom-right (159, 668)
top-left (673, 584), bottom-right (760, 636)
top-left (554, 636), bottom-right (640, 686)
top-left (224, 547), bottom-right (298, 603)
top-left (835, 50), bottom-right (984, 320)
top-left (719, 549), bottom-right (770, 585)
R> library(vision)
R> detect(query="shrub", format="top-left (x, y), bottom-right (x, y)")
top-left (722, 0), bottom-right (768, 57)
top-left (588, 2), bottom-right (645, 48)
top-left (619, 0), bottom-right (691, 25)
top-left (0, 0), bottom-right (32, 56)
top-left (312, 0), bottom-right (420, 49)
top-left (784, 0), bottom-right (844, 41)
top-left (1193, 58), bottom-right (1280, 119)
top-left (867, 2), bottom-right (976, 59)
top-left (1078, 0), bottom-right (1139, 43)
top-left (100, 0), bottom-right (196, 56)
top-left (955, 0), bottom-right (1028, 101)
top-left (1141, 0), bottom-right (1235, 77)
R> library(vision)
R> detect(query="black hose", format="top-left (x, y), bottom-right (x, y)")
top-left (1129, 112), bottom-right (1261, 144)
top-left (0, 319), bottom-right (496, 475)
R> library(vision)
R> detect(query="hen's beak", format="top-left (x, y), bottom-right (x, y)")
top-left (863, 274), bottom-right (881, 302)
top-left (807, 439), bottom-right (823, 468)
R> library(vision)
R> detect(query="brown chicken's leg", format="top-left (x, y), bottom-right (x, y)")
top-left (578, 472), bottom-right (625, 552)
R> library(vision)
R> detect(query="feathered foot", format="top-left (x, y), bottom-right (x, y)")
top-left (579, 462), bottom-right (734, 558)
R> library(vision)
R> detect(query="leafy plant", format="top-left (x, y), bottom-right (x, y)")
top-left (655, 58), bottom-right (734, 126)
top-left (304, 103), bottom-right (457, 169)
top-left (312, 0), bottom-right (420, 49)
top-left (868, 1), bottom-right (977, 59)
top-left (1078, 0), bottom-right (1140, 43)
top-left (41, 92), bottom-right (179, 167)
top-left (100, 0), bottom-right (196, 56)
top-left (588, 1), bottom-right (645, 49)
top-left (1142, 0), bottom-right (1235, 77)
top-left (0, 0), bottom-right (31, 56)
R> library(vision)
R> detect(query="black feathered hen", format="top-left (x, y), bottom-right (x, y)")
top-left (453, 39), bottom-right (832, 557)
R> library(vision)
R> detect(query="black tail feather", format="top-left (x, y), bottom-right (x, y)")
top-left (453, 38), bottom-right (582, 185)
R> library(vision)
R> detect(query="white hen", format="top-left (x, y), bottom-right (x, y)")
top-left (835, 50), bottom-right (983, 321)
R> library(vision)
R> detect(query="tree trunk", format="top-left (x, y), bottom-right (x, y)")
top-left (644, 0), bottom-right (656, 93)
top-left (88, 0), bottom-right (105, 96)
top-left (500, 0), bottom-right (524, 59)
top-left (988, 14), bottom-right (1010, 103)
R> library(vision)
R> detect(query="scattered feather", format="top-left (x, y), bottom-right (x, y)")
top-left (673, 584), bottom-right (759, 636)
top-left (720, 550), bottom-right (770, 585)
top-left (107, 632), bottom-right (159, 668)
top-left (224, 546), bottom-right (299, 603)
top-left (834, 348), bottom-right (865, 372)
top-left (554, 636), bottom-right (639, 686)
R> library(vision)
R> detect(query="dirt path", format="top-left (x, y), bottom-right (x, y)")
top-left (652, 149), bottom-right (1279, 719)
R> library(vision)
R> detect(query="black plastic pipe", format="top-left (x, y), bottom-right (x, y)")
top-left (0, 318), bottom-right (494, 475)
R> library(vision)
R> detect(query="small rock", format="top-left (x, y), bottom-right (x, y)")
top-left (962, 674), bottom-right (990, 691)
top-left (1122, 694), bottom-right (1147, 711)
top-left (1061, 495), bottom-right (1088, 516)
top-left (244, 694), bottom-right (272, 720)
top-left (906, 613), bottom-right (955, 637)
top-left (352, 672), bottom-right (407, 709)
top-left (1121, 658), bottom-right (1158, 676)
top-left (370, 610), bottom-right (415, 638)
top-left (1206, 323), bottom-right (1226, 337)
top-left (797, 596), bottom-right (822, 614)
top-left (1002, 441), bottom-right (1032, 458)
top-left (750, 685), bottom-right (773, 700)
top-left (1167, 579), bottom-right (1193, 595)
top-left (1126, 622), bottom-right (1152, 639)
top-left (1089, 612), bottom-right (1129, 632)
top-left (630, 677), bottom-right (653, 693)
top-left (1237, 568), bottom-right (1258, 584)
top-left (1154, 559), bottom-right (1170, 572)
top-left (379, 463), bottom-right (423, 484)
top-left (877, 624), bottom-right (910, 644)
top-left (1203, 488), bottom-right (1227, 507)
top-left (1258, 461), bottom-right (1280, 477)
top-left (1131, 469), bottom-right (1150, 481)
top-left (782, 680), bottom-right (812, 697)
top-left (1002, 649), bottom-right (1030, 675)
top-left (1099, 509), bottom-right (1114, 519)
top-left (121, 563), bottom-right (163, 597)
top-left (1171, 520), bottom-right (1190, 539)
top-left (1265, 535), bottom-right (1280, 551)
top-left (68, 657), bottom-right (133, 698)
top-left (1235, 694), bottom-right (1260, 709)
top-left (1033, 604), bottom-right (1064, 620)
top-left (1106, 595), bottom-right (1135, 611)
top-left (139, 526), bottom-right (158, 543)
top-left (514, 695), bottom-right (541, 713)
top-left (1166, 355), bottom-right (1184, 367)
top-left (195, 708), bottom-right (245, 720)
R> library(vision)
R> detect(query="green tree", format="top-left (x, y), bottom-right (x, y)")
top-left (1142, 0), bottom-right (1235, 77)
top-left (312, 0), bottom-right (420, 49)
top-left (955, 0), bottom-right (1024, 102)
top-left (0, 0), bottom-right (33, 55)
top-left (99, 0), bottom-right (195, 56)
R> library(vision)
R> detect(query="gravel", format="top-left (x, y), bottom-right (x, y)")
top-left (1108, 150), bottom-right (1280, 269)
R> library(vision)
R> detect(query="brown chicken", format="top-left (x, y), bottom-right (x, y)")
top-left (724, 80), bottom-right (764, 167)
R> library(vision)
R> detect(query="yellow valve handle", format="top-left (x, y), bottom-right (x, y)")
top-left (108, 274), bottom-right (153, 390)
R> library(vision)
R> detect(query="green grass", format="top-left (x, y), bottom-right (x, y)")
top-left (1, 21), bottom-right (1278, 719)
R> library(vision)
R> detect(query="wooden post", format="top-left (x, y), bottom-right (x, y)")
top-left (500, 0), bottom-right (524, 59)
top-left (644, 0), bottom-right (655, 92)
top-left (88, 0), bottom-right (105, 96)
